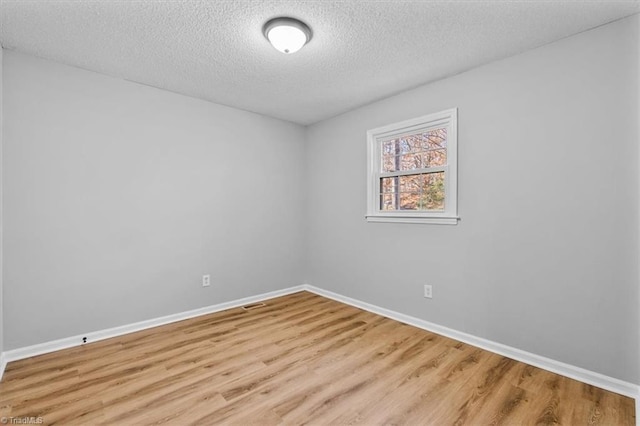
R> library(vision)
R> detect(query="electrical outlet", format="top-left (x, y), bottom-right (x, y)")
top-left (424, 284), bottom-right (432, 299)
top-left (202, 274), bottom-right (211, 287)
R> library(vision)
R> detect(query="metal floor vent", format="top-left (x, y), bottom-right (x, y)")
top-left (242, 302), bottom-right (267, 311)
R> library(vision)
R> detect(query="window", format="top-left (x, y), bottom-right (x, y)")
top-left (366, 108), bottom-right (458, 224)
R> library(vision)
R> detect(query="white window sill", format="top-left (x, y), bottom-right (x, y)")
top-left (365, 215), bottom-right (459, 225)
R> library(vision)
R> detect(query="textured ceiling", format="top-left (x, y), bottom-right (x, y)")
top-left (1, 1), bottom-right (638, 125)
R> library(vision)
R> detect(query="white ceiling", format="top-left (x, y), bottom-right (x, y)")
top-left (1, 1), bottom-right (638, 125)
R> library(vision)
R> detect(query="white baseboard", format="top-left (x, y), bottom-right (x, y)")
top-left (302, 284), bottom-right (640, 401)
top-left (0, 352), bottom-right (6, 381)
top-left (1, 283), bottom-right (638, 412)
top-left (1, 285), bottom-right (306, 374)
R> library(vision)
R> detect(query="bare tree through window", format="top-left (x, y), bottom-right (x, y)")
top-left (380, 128), bottom-right (447, 211)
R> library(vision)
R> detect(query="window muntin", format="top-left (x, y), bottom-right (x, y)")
top-left (366, 109), bottom-right (458, 224)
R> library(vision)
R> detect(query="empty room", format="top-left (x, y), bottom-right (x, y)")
top-left (0, 0), bottom-right (638, 424)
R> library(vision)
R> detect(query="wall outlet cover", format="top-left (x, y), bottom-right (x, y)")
top-left (424, 285), bottom-right (432, 299)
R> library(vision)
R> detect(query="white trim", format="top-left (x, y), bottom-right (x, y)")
top-left (0, 353), bottom-right (6, 381)
top-left (1, 282), bottom-right (638, 409)
top-left (303, 284), bottom-right (640, 400)
top-left (366, 108), bottom-right (458, 223)
top-left (366, 215), bottom-right (459, 225)
top-left (0, 285), bottom-right (306, 370)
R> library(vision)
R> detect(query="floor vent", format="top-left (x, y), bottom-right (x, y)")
top-left (242, 302), bottom-right (267, 311)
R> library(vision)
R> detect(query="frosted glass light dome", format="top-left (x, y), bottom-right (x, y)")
top-left (263, 17), bottom-right (312, 54)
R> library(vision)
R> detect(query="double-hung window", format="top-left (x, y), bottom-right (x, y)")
top-left (366, 108), bottom-right (458, 224)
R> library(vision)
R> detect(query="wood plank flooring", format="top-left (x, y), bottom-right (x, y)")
top-left (0, 291), bottom-right (635, 425)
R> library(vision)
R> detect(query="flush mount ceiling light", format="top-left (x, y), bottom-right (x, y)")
top-left (263, 17), bottom-right (312, 54)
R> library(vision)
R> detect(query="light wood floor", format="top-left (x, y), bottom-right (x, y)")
top-left (0, 291), bottom-right (635, 425)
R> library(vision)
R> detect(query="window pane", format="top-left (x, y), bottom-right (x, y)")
top-left (399, 192), bottom-right (420, 210)
top-left (421, 172), bottom-right (445, 210)
top-left (399, 136), bottom-right (422, 154)
top-left (380, 177), bottom-right (397, 193)
top-left (423, 149), bottom-right (446, 167)
top-left (382, 155), bottom-right (396, 172)
top-left (382, 140), bottom-right (396, 155)
top-left (422, 128), bottom-right (447, 150)
top-left (380, 193), bottom-right (397, 210)
top-left (399, 175), bottom-right (421, 192)
top-left (399, 152), bottom-right (423, 171)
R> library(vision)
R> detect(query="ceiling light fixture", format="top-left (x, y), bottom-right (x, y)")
top-left (263, 17), bottom-right (312, 54)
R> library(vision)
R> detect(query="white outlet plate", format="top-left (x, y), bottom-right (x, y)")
top-left (424, 285), bottom-right (432, 299)
top-left (202, 274), bottom-right (211, 287)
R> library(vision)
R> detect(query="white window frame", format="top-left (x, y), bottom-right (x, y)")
top-left (366, 108), bottom-right (458, 225)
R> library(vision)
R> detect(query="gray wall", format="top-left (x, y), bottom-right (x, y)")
top-left (306, 15), bottom-right (639, 383)
top-left (0, 47), bottom-right (4, 357)
top-left (3, 50), bottom-right (306, 349)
